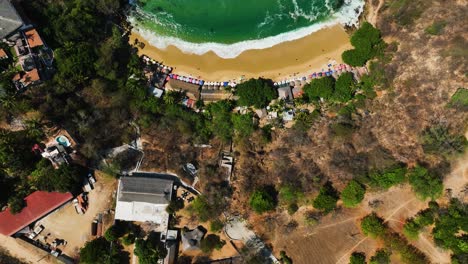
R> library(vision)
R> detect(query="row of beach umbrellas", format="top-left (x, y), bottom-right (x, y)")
top-left (274, 64), bottom-right (355, 86)
top-left (142, 55), bottom-right (173, 72)
top-left (169, 74), bottom-right (205, 85)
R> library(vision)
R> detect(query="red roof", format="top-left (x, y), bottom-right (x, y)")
top-left (0, 191), bottom-right (73, 236)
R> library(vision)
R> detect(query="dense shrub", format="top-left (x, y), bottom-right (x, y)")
top-left (288, 203), bottom-right (299, 215)
top-left (207, 100), bottom-right (234, 142)
top-left (349, 252), bottom-right (366, 264)
top-left (279, 185), bottom-right (303, 204)
top-left (370, 249), bottom-right (390, 264)
top-left (421, 125), bottom-right (467, 157)
top-left (249, 188), bottom-right (277, 213)
top-left (293, 110), bottom-right (320, 132)
top-left (232, 113), bottom-right (255, 138)
top-left (425, 21), bottom-right (447, 35)
top-left (368, 165), bottom-right (407, 189)
top-left (200, 234), bottom-right (225, 253)
top-left (448, 88), bottom-right (468, 110)
top-left (190, 196), bottom-right (216, 222)
top-left (341, 180), bottom-right (366, 208)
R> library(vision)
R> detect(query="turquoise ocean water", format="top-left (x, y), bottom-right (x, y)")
top-left (129, 0), bottom-right (365, 58)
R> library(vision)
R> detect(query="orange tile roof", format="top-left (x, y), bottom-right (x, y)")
top-left (0, 191), bottom-right (73, 236)
top-left (21, 68), bottom-right (40, 85)
top-left (25, 28), bottom-right (43, 48)
top-left (0, 49), bottom-right (7, 59)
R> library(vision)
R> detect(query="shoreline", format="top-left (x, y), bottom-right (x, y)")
top-left (129, 25), bottom-right (352, 82)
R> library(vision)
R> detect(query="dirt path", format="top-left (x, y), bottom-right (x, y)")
top-left (335, 197), bottom-right (417, 264)
top-left (414, 234), bottom-right (451, 264)
top-left (367, 0), bottom-right (385, 25)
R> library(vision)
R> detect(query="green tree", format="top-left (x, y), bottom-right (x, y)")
top-left (200, 234), bottom-right (225, 253)
top-left (432, 199), bottom-right (468, 260)
top-left (408, 166), bottom-right (443, 200)
top-left (79, 237), bottom-right (120, 264)
top-left (166, 198), bottom-right (184, 214)
top-left (369, 249), bottom-right (390, 264)
top-left (403, 219), bottom-right (421, 240)
top-left (235, 78), bottom-right (277, 108)
top-left (333, 73), bottom-right (356, 102)
top-left (249, 188), bottom-right (277, 213)
top-left (104, 225), bottom-right (120, 242)
top-left (54, 42), bottom-right (97, 91)
top-left (122, 234), bottom-right (135, 246)
top-left (313, 182), bottom-right (339, 213)
top-left (342, 49), bottom-right (370, 67)
top-left (280, 251), bottom-right (293, 264)
top-left (134, 233), bottom-right (167, 264)
top-left (361, 213), bottom-right (386, 238)
top-left (341, 180), bottom-right (366, 208)
top-left (8, 195), bottom-right (26, 214)
top-left (342, 22), bottom-right (386, 66)
top-left (303, 76), bottom-right (335, 101)
top-left (31, 162), bottom-right (84, 194)
top-left (349, 252), bottom-right (366, 264)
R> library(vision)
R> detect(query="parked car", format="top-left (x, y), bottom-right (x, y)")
top-left (73, 199), bottom-right (83, 215)
top-left (83, 178), bottom-right (92, 192)
top-left (27, 225), bottom-right (44, 239)
top-left (88, 173), bottom-right (96, 184)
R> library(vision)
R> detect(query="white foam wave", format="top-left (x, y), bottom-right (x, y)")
top-left (129, 0), bottom-right (364, 59)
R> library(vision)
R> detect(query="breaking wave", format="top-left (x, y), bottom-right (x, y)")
top-left (129, 0), bottom-right (364, 59)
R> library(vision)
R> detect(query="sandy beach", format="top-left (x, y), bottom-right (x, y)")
top-left (129, 25), bottom-right (352, 82)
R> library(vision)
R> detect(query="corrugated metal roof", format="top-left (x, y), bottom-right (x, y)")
top-left (119, 175), bottom-right (173, 204)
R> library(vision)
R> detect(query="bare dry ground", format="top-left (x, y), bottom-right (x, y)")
top-left (34, 171), bottom-right (116, 259)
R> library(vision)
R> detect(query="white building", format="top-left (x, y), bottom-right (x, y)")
top-left (115, 174), bottom-right (173, 231)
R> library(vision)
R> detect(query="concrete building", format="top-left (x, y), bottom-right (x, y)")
top-left (114, 173), bottom-right (174, 231)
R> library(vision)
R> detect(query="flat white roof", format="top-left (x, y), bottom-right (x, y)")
top-left (115, 200), bottom-right (169, 226)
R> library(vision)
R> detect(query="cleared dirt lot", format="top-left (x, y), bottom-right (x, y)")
top-left (272, 184), bottom-right (452, 264)
top-left (38, 172), bottom-right (117, 258)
